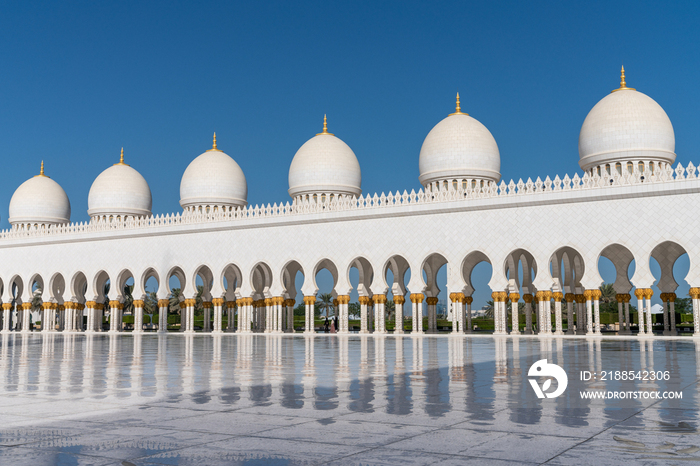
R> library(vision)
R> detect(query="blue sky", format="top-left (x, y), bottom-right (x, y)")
top-left (1, 1), bottom-right (697, 307)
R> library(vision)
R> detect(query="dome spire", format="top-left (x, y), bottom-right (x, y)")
top-left (612, 65), bottom-right (635, 92)
top-left (39, 160), bottom-right (46, 177)
top-left (317, 114), bottom-right (334, 135)
top-left (207, 133), bottom-right (219, 152)
top-left (114, 147), bottom-right (129, 166)
top-left (449, 92), bottom-right (468, 116)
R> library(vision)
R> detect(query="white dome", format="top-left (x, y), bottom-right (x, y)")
top-left (180, 135), bottom-right (247, 209)
top-left (88, 150), bottom-right (152, 219)
top-left (9, 163), bottom-right (71, 227)
top-left (419, 98), bottom-right (501, 187)
top-left (579, 70), bottom-right (675, 172)
top-left (288, 118), bottom-right (361, 199)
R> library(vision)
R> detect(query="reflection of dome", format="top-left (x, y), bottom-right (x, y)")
top-left (579, 67), bottom-right (675, 174)
top-left (88, 149), bottom-right (152, 220)
top-left (288, 116), bottom-right (362, 200)
top-left (180, 134), bottom-right (248, 212)
top-left (9, 162), bottom-right (71, 228)
top-left (419, 94), bottom-right (501, 189)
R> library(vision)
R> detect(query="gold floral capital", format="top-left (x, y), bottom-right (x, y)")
top-left (409, 293), bottom-right (424, 304)
top-left (426, 297), bottom-right (439, 306)
top-left (553, 292), bottom-right (563, 302)
top-left (393, 295), bottom-right (405, 305)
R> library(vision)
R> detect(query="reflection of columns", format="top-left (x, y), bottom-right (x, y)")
top-left (592, 289), bottom-right (601, 335)
top-left (133, 300), bottom-right (144, 333)
top-left (373, 294), bottom-right (387, 334)
top-left (584, 290), bottom-right (594, 336)
top-left (1, 303), bottom-right (12, 333)
top-left (285, 299), bottom-right (296, 332)
top-left (509, 293), bottom-right (520, 335)
top-left (359, 296), bottom-right (371, 334)
top-left (410, 293), bottom-right (424, 335)
top-left (426, 297), bottom-right (438, 333)
top-left (690, 288), bottom-right (700, 337)
top-left (21, 303), bottom-right (31, 333)
top-left (635, 289), bottom-right (646, 335)
top-left (450, 293), bottom-right (464, 334)
top-left (565, 293), bottom-right (574, 335)
top-left (644, 288), bottom-right (654, 336)
top-left (394, 295), bottom-right (405, 334)
top-left (303, 296), bottom-right (316, 334)
top-left (202, 301), bottom-right (212, 332)
top-left (553, 292), bottom-right (563, 335)
top-left (464, 296), bottom-right (473, 333)
top-left (157, 299), bottom-right (169, 333)
top-left (523, 294), bottom-right (533, 334)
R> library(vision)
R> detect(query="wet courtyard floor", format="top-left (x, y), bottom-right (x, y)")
top-left (0, 332), bottom-right (698, 465)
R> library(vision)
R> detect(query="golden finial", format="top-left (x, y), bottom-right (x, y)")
top-left (449, 92), bottom-right (468, 115)
top-left (114, 147), bottom-right (129, 166)
top-left (612, 65), bottom-right (635, 92)
top-left (316, 114), bottom-right (334, 135)
top-left (39, 160), bottom-right (44, 176)
top-left (212, 133), bottom-right (217, 150)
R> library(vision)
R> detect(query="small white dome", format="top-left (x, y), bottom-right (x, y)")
top-left (9, 163), bottom-right (71, 227)
top-left (579, 69), bottom-right (675, 172)
top-left (288, 117), bottom-right (362, 199)
top-left (419, 96), bottom-right (501, 187)
top-left (88, 149), bottom-right (152, 219)
top-left (180, 135), bottom-right (247, 210)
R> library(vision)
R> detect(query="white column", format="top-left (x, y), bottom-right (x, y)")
top-left (203, 302), bottom-right (211, 332)
top-left (524, 295), bottom-right (533, 334)
top-left (465, 296), bottom-right (473, 333)
top-left (394, 296), bottom-right (404, 334)
top-left (635, 290), bottom-right (645, 335)
top-left (63, 304), bottom-right (73, 332)
top-left (158, 300), bottom-right (169, 333)
top-left (359, 296), bottom-right (369, 334)
top-left (617, 296), bottom-right (624, 334)
top-left (410, 294), bottom-right (424, 335)
top-left (265, 298), bottom-right (272, 333)
top-left (133, 300), bottom-right (144, 333)
top-left (593, 291), bottom-right (601, 335)
top-left (212, 299), bottom-right (223, 333)
top-left (554, 293), bottom-right (563, 335)
top-left (1, 304), bottom-right (11, 332)
top-left (624, 297), bottom-right (631, 334)
top-left (645, 290), bottom-right (653, 337)
top-left (509, 293), bottom-right (520, 335)
top-left (691, 289), bottom-right (700, 337)
top-left (85, 302), bottom-right (95, 333)
top-left (109, 301), bottom-right (121, 333)
top-left (304, 296), bottom-right (315, 334)
top-left (585, 292), bottom-right (593, 336)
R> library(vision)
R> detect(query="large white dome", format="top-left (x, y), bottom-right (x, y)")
top-left (418, 95), bottom-right (501, 187)
top-left (288, 116), bottom-right (362, 199)
top-left (579, 68), bottom-right (675, 172)
top-left (180, 134), bottom-right (247, 210)
top-left (9, 162), bottom-right (71, 227)
top-left (88, 149), bottom-right (152, 219)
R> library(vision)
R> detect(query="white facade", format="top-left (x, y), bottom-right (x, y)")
top-left (1, 70), bottom-right (699, 338)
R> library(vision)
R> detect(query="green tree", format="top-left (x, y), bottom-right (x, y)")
top-left (144, 291), bottom-right (158, 315)
top-left (317, 293), bottom-right (334, 317)
top-left (122, 284), bottom-right (134, 314)
top-left (293, 303), bottom-right (305, 316)
top-left (169, 288), bottom-right (182, 315)
top-left (386, 300), bottom-right (396, 321)
top-left (675, 297), bottom-right (692, 314)
top-left (348, 302), bottom-right (360, 319)
top-left (599, 283), bottom-right (616, 303)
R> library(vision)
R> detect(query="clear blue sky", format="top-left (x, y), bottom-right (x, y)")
top-left (1, 1), bottom-right (697, 307)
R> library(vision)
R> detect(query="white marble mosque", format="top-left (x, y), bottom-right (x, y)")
top-left (1, 68), bottom-right (700, 339)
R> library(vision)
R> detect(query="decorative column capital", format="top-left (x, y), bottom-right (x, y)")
top-left (508, 293), bottom-right (520, 302)
top-left (184, 299), bottom-right (196, 307)
top-left (336, 295), bottom-right (350, 304)
top-left (42, 302), bottom-right (53, 310)
top-left (449, 292), bottom-right (462, 303)
top-left (157, 299), bottom-right (170, 307)
top-left (303, 296), bottom-right (317, 305)
top-left (543, 291), bottom-right (552, 300)
top-left (133, 300), bottom-right (145, 308)
top-left (358, 296), bottom-right (372, 305)
top-left (21, 303), bottom-right (32, 310)
top-left (522, 294), bottom-right (533, 303)
top-left (202, 301), bottom-right (213, 309)
top-left (409, 293), bottom-right (424, 304)
top-left (393, 295), bottom-right (405, 305)
top-left (552, 292), bottom-right (563, 302)
top-left (464, 296), bottom-right (473, 305)
top-left (643, 288), bottom-right (654, 299)
top-left (668, 293), bottom-right (676, 302)
top-left (689, 287), bottom-right (700, 299)
top-left (583, 290), bottom-right (594, 300)
top-left (285, 298), bottom-right (296, 307)
top-left (212, 298), bottom-right (225, 306)
top-left (373, 294), bottom-right (387, 304)
top-left (108, 300), bottom-right (121, 308)
top-left (226, 300), bottom-right (238, 308)
top-left (264, 298), bottom-right (273, 306)
top-left (2, 303), bottom-right (12, 311)
top-left (535, 291), bottom-right (547, 302)
top-left (426, 297), bottom-right (439, 306)
top-left (564, 293), bottom-right (575, 302)
top-left (574, 294), bottom-right (585, 304)
top-left (58, 304), bottom-right (65, 312)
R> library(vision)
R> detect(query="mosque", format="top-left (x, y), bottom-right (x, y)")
top-left (1, 68), bottom-right (699, 338)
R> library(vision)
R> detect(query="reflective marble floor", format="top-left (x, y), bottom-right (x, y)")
top-left (0, 333), bottom-right (699, 465)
